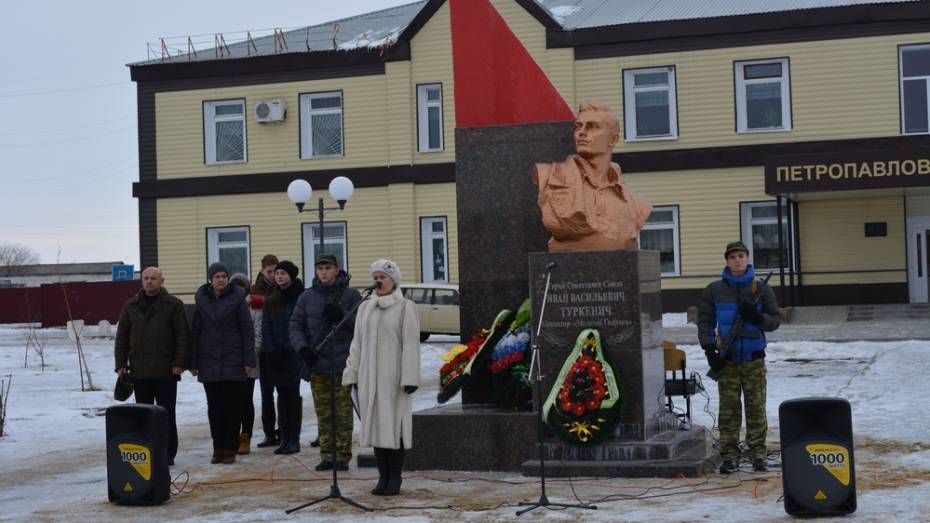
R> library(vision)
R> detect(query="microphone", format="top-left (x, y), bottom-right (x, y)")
top-left (363, 281), bottom-right (382, 292)
top-left (546, 262), bottom-right (557, 271)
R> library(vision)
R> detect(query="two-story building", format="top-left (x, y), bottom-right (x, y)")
top-left (129, 0), bottom-right (930, 308)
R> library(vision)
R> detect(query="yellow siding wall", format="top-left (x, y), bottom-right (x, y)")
top-left (409, 1), bottom-right (456, 163)
top-left (624, 167), bottom-right (770, 289)
top-left (575, 32), bottom-right (930, 152)
top-left (157, 183), bottom-right (457, 302)
top-left (798, 196), bottom-right (906, 285)
top-left (155, 75), bottom-right (392, 179)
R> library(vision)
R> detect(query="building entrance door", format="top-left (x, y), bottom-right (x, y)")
top-left (906, 216), bottom-right (930, 303)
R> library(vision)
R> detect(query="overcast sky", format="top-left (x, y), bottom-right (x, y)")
top-left (0, 0), bottom-right (409, 267)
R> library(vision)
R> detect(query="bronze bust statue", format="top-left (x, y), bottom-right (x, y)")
top-left (534, 101), bottom-right (652, 252)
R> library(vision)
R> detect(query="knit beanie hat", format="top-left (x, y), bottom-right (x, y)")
top-left (208, 262), bottom-right (229, 280)
top-left (261, 254), bottom-right (279, 268)
top-left (275, 260), bottom-right (299, 281)
top-left (369, 259), bottom-right (401, 286)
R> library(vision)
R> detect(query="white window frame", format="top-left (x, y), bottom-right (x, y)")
top-left (735, 58), bottom-right (792, 133)
top-left (417, 83), bottom-right (444, 152)
top-left (900, 44), bottom-right (930, 135)
top-left (300, 91), bottom-right (344, 159)
top-left (206, 226), bottom-right (250, 278)
top-left (623, 66), bottom-right (678, 141)
top-left (740, 200), bottom-right (795, 272)
top-left (203, 99), bottom-right (247, 165)
top-left (639, 206), bottom-right (680, 276)
top-left (420, 216), bottom-right (449, 283)
top-left (302, 221), bottom-right (348, 284)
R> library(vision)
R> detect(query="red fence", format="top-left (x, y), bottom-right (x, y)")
top-left (0, 280), bottom-right (141, 327)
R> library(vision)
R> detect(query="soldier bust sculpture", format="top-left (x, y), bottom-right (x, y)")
top-left (534, 101), bottom-right (652, 252)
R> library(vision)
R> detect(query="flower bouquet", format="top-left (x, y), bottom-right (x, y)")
top-left (487, 299), bottom-right (534, 408)
top-left (437, 308), bottom-right (513, 404)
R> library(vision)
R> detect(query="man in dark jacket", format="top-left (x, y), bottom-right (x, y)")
top-left (190, 263), bottom-right (256, 464)
top-left (114, 266), bottom-right (190, 466)
top-left (698, 241), bottom-right (780, 474)
top-left (290, 254), bottom-right (362, 471)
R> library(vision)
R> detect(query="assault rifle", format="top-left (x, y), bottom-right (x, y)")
top-left (706, 272), bottom-right (773, 382)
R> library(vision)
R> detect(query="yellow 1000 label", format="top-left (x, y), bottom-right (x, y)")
top-left (117, 443), bottom-right (152, 481)
top-left (805, 443), bottom-right (850, 486)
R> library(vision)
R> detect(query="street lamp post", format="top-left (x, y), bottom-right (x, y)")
top-left (287, 176), bottom-right (355, 262)
top-left (284, 175), bottom-right (367, 514)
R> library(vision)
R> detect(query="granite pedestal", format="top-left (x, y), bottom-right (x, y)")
top-left (406, 121), bottom-right (573, 473)
top-left (522, 249), bottom-right (716, 477)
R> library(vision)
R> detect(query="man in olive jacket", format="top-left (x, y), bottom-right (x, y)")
top-left (114, 267), bottom-right (191, 465)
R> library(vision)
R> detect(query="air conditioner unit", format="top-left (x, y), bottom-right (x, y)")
top-left (255, 99), bottom-right (286, 123)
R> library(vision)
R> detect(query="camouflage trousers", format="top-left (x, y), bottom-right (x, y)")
top-left (309, 373), bottom-right (354, 462)
top-left (718, 358), bottom-right (768, 462)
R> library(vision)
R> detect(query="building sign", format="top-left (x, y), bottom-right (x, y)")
top-left (765, 148), bottom-right (930, 194)
top-left (112, 264), bottom-right (134, 281)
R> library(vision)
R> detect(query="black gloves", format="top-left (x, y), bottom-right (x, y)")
top-left (323, 303), bottom-right (345, 323)
top-left (404, 385), bottom-right (418, 394)
top-left (738, 300), bottom-right (764, 324)
top-left (702, 344), bottom-right (724, 372)
top-left (299, 345), bottom-right (318, 368)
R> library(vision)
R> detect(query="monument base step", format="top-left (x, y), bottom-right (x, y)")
top-left (522, 428), bottom-right (719, 478)
top-left (407, 404), bottom-right (538, 471)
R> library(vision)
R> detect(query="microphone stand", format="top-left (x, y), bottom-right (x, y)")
top-left (287, 286), bottom-right (377, 514)
top-left (517, 263), bottom-right (596, 516)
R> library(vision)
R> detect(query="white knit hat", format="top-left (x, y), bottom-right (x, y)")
top-left (369, 259), bottom-right (401, 286)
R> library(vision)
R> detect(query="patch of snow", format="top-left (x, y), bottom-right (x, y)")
top-left (547, 5), bottom-right (583, 24)
top-left (337, 26), bottom-right (404, 50)
top-left (662, 312), bottom-right (689, 327)
top-left (3, 329), bottom-right (930, 520)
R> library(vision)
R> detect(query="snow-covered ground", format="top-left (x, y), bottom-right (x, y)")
top-left (1, 319), bottom-right (929, 522)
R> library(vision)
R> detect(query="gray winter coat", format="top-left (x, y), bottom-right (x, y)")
top-left (191, 283), bottom-right (256, 383)
top-left (289, 271), bottom-right (362, 379)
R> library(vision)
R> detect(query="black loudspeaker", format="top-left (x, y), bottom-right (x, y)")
top-left (779, 397), bottom-right (856, 517)
top-left (106, 404), bottom-right (170, 505)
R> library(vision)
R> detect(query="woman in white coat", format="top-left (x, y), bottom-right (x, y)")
top-left (343, 259), bottom-right (421, 496)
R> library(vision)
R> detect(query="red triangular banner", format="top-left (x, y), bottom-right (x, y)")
top-left (449, 0), bottom-right (575, 128)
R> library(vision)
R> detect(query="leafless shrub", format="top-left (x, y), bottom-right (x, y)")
top-left (0, 374), bottom-right (11, 437)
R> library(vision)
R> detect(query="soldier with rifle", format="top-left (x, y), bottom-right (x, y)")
top-left (698, 241), bottom-right (780, 474)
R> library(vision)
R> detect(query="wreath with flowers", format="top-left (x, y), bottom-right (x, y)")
top-left (487, 299), bottom-right (533, 407)
top-left (542, 329), bottom-right (622, 445)
top-left (437, 308), bottom-right (513, 404)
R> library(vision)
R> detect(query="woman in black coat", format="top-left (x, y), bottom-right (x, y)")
top-left (191, 263), bottom-right (256, 464)
top-left (260, 260), bottom-right (305, 454)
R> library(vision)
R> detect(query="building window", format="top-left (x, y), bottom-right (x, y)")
top-left (639, 206), bottom-right (680, 276)
top-left (901, 44), bottom-right (930, 134)
top-left (206, 226), bottom-right (250, 278)
top-left (740, 201), bottom-right (793, 271)
top-left (623, 67), bottom-right (678, 140)
top-left (420, 217), bottom-right (449, 283)
top-left (300, 91), bottom-right (343, 158)
top-left (303, 222), bottom-right (348, 277)
top-left (735, 58), bottom-right (791, 133)
top-left (203, 100), bottom-right (247, 164)
top-left (417, 84), bottom-right (444, 152)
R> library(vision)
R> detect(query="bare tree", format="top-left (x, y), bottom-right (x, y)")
top-left (0, 374), bottom-right (10, 437)
top-left (56, 247), bottom-right (95, 391)
top-left (0, 243), bottom-right (39, 277)
top-left (22, 324), bottom-right (48, 371)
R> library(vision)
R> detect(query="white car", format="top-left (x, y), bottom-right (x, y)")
top-left (401, 283), bottom-right (460, 342)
